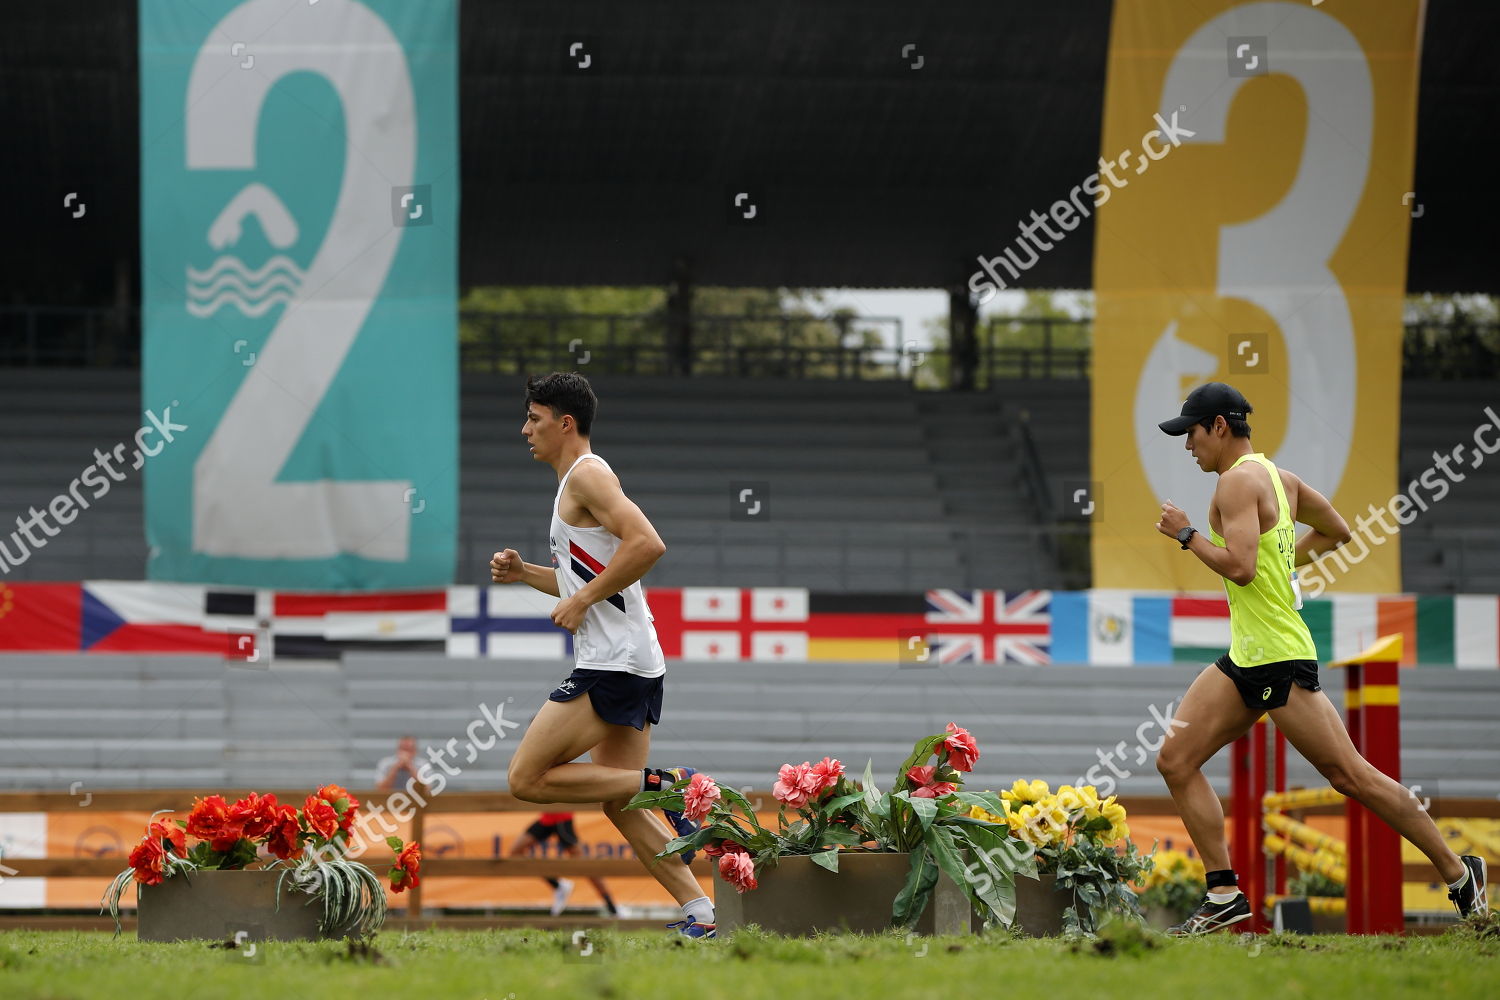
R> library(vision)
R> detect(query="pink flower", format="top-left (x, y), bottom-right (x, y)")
top-left (906, 764), bottom-right (937, 787)
top-left (810, 757), bottom-right (845, 794)
top-left (943, 723), bottom-right (980, 772)
top-left (681, 772), bottom-right (721, 822)
top-left (718, 845), bottom-right (758, 893)
top-left (911, 782), bottom-right (959, 799)
top-left (773, 763), bottom-right (815, 809)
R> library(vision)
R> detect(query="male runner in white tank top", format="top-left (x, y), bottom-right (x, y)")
top-left (490, 372), bottom-right (716, 938)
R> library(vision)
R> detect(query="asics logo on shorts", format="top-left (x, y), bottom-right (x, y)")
top-left (1262, 686), bottom-right (1272, 701)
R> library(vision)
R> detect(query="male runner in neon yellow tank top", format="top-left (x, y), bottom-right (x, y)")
top-left (1153, 382), bottom-right (1486, 934)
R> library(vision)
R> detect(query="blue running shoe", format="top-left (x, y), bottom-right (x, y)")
top-left (666, 918), bottom-right (717, 939)
top-left (649, 766), bottom-right (701, 864)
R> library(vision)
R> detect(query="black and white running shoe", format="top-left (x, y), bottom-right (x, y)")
top-left (1450, 854), bottom-right (1489, 919)
top-left (1167, 892), bottom-right (1253, 936)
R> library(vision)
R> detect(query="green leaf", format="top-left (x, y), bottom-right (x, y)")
top-left (623, 789), bottom-right (683, 812)
top-left (861, 759), bottom-right (882, 808)
top-left (951, 790), bottom-right (1009, 818)
top-left (820, 791), bottom-right (866, 817)
top-left (895, 734), bottom-right (947, 784)
top-left (952, 829), bottom-right (1019, 926)
top-left (899, 793), bottom-right (939, 832)
top-left (818, 824), bottom-right (866, 848)
top-left (810, 849), bottom-right (839, 873)
top-left (385, 835), bottom-right (404, 851)
top-left (892, 846), bottom-right (938, 928)
top-left (714, 784), bottom-right (767, 828)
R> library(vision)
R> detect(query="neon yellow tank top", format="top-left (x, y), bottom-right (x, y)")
top-left (1207, 453), bottom-right (1317, 667)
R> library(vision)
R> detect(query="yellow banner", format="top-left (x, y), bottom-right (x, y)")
top-left (1093, 0), bottom-right (1424, 594)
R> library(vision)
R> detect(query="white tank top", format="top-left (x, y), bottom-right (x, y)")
top-left (548, 453), bottom-right (666, 678)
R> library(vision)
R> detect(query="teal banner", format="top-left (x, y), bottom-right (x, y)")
top-left (140, 0), bottom-right (458, 589)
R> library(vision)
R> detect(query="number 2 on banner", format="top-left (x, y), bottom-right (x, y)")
top-left (184, 0), bottom-right (416, 561)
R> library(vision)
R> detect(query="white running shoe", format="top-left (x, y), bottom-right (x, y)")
top-left (550, 878), bottom-right (575, 916)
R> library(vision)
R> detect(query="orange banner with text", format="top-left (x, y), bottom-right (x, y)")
top-left (1092, 0), bottom-right (1422, 594)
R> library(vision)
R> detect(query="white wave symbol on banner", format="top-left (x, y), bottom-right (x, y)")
top-left (186, 255), bottom-right (305, 317)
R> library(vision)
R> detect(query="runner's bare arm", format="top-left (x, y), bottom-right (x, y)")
top-left (491, 548), bottom-right (562, 597)
top-left (1157, 470), bottom-right (1259, 585)
top-left (566, 462), bottom-right (667, 602)
top-left (1287, 474), bottom-right (1352, 567)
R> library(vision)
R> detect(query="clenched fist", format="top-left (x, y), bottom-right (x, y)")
top-left (491, 549), bottom-right (524, 584)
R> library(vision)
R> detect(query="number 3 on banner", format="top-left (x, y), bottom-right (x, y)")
top-left (1135, 1), bottom-right (1367, 509)
top-left (184, 0), bottom-right (416, 562)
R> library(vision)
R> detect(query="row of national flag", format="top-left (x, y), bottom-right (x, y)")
top-left (0, 583), bottom-right (1497, 667)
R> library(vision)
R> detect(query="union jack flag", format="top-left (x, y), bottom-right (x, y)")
top-left (992, 590), bottom-right (1052, 664)
top-left (928, 633), bottom-right (984, 664)
top-left (924, 589), bottom-right (984, 623)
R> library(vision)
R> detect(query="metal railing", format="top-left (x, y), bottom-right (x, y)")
top-left (4, 304), bottom-right (1497, 386)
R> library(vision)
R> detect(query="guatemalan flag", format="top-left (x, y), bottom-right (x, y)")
top-left (1049, 590), bottom-right (1172, 666)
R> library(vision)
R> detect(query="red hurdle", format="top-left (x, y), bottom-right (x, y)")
top-left (1230, 634), bottom-right (1405, 935)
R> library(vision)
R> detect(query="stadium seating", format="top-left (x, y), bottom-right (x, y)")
top-left (0, 370), bottom-right (1494, 592)
top-left (8, 653), bottom-right (1492, 798)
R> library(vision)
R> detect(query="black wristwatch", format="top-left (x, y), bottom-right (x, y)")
top-left (1176, 526), bottom-right (1198, 550)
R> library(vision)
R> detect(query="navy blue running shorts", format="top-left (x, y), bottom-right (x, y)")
top-left (548, 667), bottom-right (663, 730)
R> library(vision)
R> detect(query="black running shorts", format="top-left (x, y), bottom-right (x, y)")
top-left (525, 818), bottom-right (580, 848)
top-left (548, 667), bottom-right (663, 730)
top-left (1214, 652), bottom-right (1321, 711)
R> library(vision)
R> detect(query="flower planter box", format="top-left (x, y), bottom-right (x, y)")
top-left (137, 869), bottom-right (357, 942)
top-left (713, 852), bottom-right (972, 936)
top-left (964, 873), bottom-right (1075, 937)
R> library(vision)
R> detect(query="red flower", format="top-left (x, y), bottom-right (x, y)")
top-left (128, 837), bottom-right (167, 885)
top-left (146, 816), bottom-right (186, 857)
top-left (911, 781), bottom-right (959, 799)
top-left (186, 795), bottom-right (244, 852)
top-left (228, 792), bottom-right (281, 841)
top-left (810, 757), bottom-right (845, 794)
top-left (702, 840), bottom-right (728, 858)
top-left (265, 803), bottom-right (304, 860)
top-left (315, 784), bottom-right (361, 833)
top-left (773, 763), bottom-right (815, 809)
top-left (942, 723), bottom-right (980, 772)
top-left (717, 844), bottom-right (758, 893)
top-left (681, 772), bottom-right (721, 823)
top-left (906, 765), bottom-right (937, 787)
top-left (390, 840), bottom-right (422, 893)
top-left (302, 795), bottom-right (340, 841)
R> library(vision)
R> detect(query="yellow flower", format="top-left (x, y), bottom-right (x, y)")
top-left (1106, 822), bottom-right (1130, 843)
top-left (1076, 785), bottom-right (1101, 811)
top-left (1001, 778), bottom-right (1051, 806)
top-left (967, 804), bottom-right (1005, 825)
top-left (1034, 796), bottom-right (1070, 834)
top-left (1054, 785), bottom-right (1085, 815)
top-left (1102, 802), bottom-right (1127, 827)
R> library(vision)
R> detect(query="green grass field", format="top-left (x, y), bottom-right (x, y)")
top-left (2, 919), bottom-right (1498, 1000)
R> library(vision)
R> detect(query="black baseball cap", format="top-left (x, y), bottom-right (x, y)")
top-left (1158, 382), bottom-right (1253, 436)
